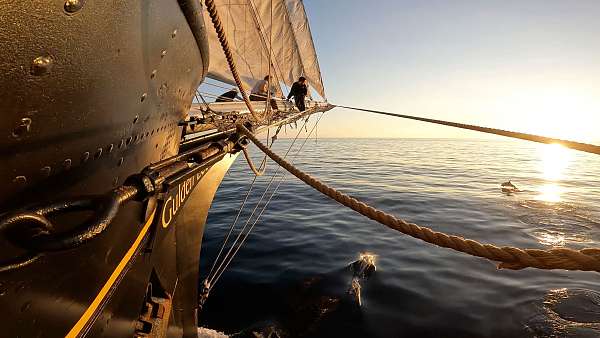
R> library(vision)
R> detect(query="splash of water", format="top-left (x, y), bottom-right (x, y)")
top-left (348, 252), bottom-right (377, 306)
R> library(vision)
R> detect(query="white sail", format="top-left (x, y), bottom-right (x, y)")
top-left (203, 0), bottom-right (326, 100)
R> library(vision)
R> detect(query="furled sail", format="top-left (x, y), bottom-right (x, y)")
top-left (203, 0), bottom-right (326, 100)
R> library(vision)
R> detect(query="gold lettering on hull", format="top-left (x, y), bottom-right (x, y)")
top-left (161, 170), bottom-right (207, 228)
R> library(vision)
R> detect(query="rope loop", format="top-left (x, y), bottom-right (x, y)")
top-left (242, 147), bottom-right (265, 176)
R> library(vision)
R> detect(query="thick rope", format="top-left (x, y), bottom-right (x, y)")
top-left (237, 123), bottom-right (600, 273)
top-left (205, 0), bottom-right (261, 121)
top-left (242, 147), bottom-right (265, 176)
top-left (336, 105), bottom-right (600, 157)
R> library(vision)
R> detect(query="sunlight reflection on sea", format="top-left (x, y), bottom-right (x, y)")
top-left (200, 138), bottom-right (600, 337)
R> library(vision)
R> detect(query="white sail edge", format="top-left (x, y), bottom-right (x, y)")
top-left (203, 0), bottom-right (326, 100)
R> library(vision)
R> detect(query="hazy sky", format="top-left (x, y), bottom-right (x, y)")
top-left (304, 0), bottom-right (600, 141)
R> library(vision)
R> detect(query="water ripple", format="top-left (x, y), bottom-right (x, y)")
top-left (200, 139), bottom-right (600, 337)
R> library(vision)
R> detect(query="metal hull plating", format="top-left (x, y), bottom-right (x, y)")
top-left (0, 0), bottom-right (206, 208)
top-left (0, 0), bottom-right (217, 336)
top-left (0, 153), bottom-right (238, 337)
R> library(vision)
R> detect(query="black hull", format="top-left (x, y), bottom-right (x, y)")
top-left (0, 153), bottom-right (238, 337)
top-left (0, 0), bottom-right (215, 336)
top-left (0, 1), bottom-right (332, 335)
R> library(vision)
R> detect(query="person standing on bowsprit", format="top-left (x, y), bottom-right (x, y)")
top-left (287, 76), bottom-right (308, 111)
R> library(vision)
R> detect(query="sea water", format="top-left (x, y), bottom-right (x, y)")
top-left (199, 138), bottom-right (600, 337)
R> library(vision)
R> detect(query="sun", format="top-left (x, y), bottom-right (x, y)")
top-left (535, 143), bottom-right (572, 202)
top-left (538, 143), bottom-right (572, 181)
top-left (495, 88), bottom-right (599, 143)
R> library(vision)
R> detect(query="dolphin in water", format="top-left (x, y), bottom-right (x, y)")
top-left (224, 252), bottom-right (378, 338)
top-left (501, 180), bottom-right (520, 193)
top-left (347, 252), bottom-right (377, 306)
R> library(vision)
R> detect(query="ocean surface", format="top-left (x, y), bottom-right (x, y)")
top-left (198, 137), bottom-right (600, 338)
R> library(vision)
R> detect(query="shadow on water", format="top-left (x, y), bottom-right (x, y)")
top-left (526, 288), bottom-right (600, 337)
top-left (200, 254), bottom-right (376, 338)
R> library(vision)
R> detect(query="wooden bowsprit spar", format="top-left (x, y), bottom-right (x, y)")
top-left (335, 105), bottom-right (600, 156)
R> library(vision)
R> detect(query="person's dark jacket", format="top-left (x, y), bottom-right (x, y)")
top-left (287, 81), bottom-right (307, 100)
top-left (216, 90), bottom-right (239, 102)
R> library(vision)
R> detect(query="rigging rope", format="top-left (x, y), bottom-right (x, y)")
top-left (203, 80), bottom-right (232, 91)
top-left (265, 0), bottom-right (274, 120)
top-left (208, 118), bottom-right (312, 287)
top-left (204, 128), bottom-right (283, 283)
top-left (247, 0), bottom-right (290, 97)
top-left (336, 105), bottom-right (600, 156)
top-left (237, 123), bottom-right (600, 273)
top-left (197, 91), bottom-right (287, 103)
top-left (205, 0), bottom-right (262, 121)
top-left (208, 115), bottom-right (323, 291)
top-left (205, 175), bottom-right (259, 281)
top-left (203, 120), bottom-right (308, 294)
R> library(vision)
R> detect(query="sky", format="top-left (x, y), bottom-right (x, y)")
top-left (302, 0), bottom-right (600, 141)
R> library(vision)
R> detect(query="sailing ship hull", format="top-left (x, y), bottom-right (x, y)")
top-left (0, 152), bottom-right (238, 337)
top-left (0, 0), bottom-right (225, 336)
top-left (1, 0), bottom-right (329, 336)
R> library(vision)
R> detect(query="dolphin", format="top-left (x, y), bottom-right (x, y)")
top-left (501, 180), bottom-right (520, 193)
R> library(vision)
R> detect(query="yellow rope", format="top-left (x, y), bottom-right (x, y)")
top-left (237, 123), bottom-right (600, 273)
top-left (205, 0), bottom-right (262, 121)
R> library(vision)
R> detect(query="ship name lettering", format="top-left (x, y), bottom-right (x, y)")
top-left (161, 175), bottom-right (196, 228)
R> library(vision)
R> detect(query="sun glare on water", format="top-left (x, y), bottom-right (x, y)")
top-left (535, 144), bottom-right (572, 202)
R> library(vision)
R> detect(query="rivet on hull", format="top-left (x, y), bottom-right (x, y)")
top-left (161, 50), bottom-right (167, 58)
top-left (107, 144), bottom-right (114, 153)
top-left (141, 93), bottom-right (147, 102)
top-left (13, 176), bottom-right (27, 184)
top-left (30, 56), bottom-right (53, 75)
top-left (63, 159), bottom-right (72, 170)
top-left (150, 70), bottom-right (157, 79)
top-left (40, 166), bottom-right (51, 177)
top-left (64, 0), bottom-right (84, 13)
top-left (12, 118), bottom-right (32, 138)
top-left (94, 148), bottom-right (103, 159)
top-left (20, 301), bottom-right (31, 313)
top-left (172, 29), bottom-right (178, 38)
top-left (81, 151), bottom-right (90, 163)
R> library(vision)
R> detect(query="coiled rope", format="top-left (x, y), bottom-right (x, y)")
top-left (205, 0), bottom-right (261, 121)
top-left (237, 123), bottom-right (600, 272)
